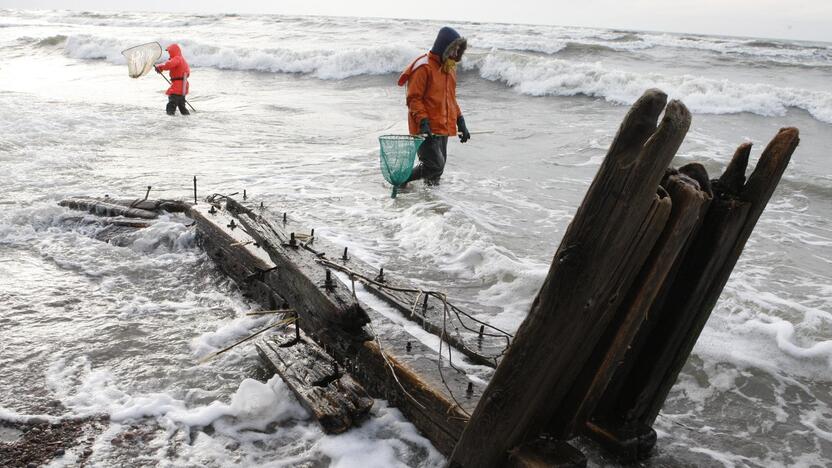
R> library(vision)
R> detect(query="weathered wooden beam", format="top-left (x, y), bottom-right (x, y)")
top-left (222, 199), bottom-right (370, 335)
top-left (585, 129), bottom-right (799, 460)
top-left (549, 185), bottom-right (677, 436)
top-left (448, 90), bottom-right (691, 467)
top-left (59, 197), bottom-right (159, 219)
top-left (256, 327), bottom-right (373, 434)
top-left (555, 171), bottom-right (711, 437)
top-left (228, 198), bottom-right (507, 368)
top-left (189, 204), bottom-right (287, 309)
top-left (192, 199), bottom-right (481, 456)
top-left (507, 438), bottom-right (587, 468)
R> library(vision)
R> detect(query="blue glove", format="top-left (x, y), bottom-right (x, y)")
top-left (419, 118), bottom-right (432, 137)
top-left (457, 116), bottom-right (470, 143)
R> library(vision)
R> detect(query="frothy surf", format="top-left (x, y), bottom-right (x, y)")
top-left (51, 33), bottom-right (832, 123)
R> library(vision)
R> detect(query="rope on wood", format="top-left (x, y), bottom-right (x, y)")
top-left (198, 316), bottom-right (296, 364)
top-left (316, 257), bottom-right (512, 354)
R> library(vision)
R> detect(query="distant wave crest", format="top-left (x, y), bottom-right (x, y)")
top-left (61, 34), bottom-right (420, 80)
top-left (471, 52), bottom-right (832, 123)
top-left (52, 34), bottom-right (832, 124)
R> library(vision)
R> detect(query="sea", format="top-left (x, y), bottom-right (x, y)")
top-left (0, 8), bottom-right (830, 467)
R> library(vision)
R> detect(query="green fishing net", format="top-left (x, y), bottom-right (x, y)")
top-left (378, 135), bottom-right (424, 198)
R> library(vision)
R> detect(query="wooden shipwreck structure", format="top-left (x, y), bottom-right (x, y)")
top-left (59, 89), bottom-right (799, 466)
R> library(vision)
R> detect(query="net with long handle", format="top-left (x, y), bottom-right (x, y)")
top-left (379, 135), bottom-right (424, 198)
top-left (121, 42), bottom-right (163, 78)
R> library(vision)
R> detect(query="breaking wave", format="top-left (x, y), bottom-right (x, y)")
top-left (61, 34), bottom-right (420, 80)
top-left (469, 52), bottom-right (832, 123)
top-left (52, 34), bottom-right (832, 123)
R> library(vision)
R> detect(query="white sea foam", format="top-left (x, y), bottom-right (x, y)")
top-left (41, 355), bottom-right (442, 466)
top-left (470, 51), bottom-right (832, 123)
top-left (56, 33), bottom-right (832, 124)
top-left (62, 34), bottom-right (421, 80)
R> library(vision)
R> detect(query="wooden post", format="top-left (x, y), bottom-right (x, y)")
top-left (586, 128), bottom-right (799, 460)
top-left (448, 90), bottom-right (691, 467)
top-left (551, 171), bottom-right (712, 438)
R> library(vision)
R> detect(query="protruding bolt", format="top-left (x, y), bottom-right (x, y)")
top-left (406, 341), bottom-right (412, 352)
top-left (144, 186), bottom-right (152, 201)
top-left (243, 189), bottom-right (247, 200)
top-left (208, 205), bottom-right (217, 215)
top-left (289, 232), bottom-right (297, 247)
top-left (310, 228), bottom-right (315, 238)
top-left (295, 314), bottom-right (300, 341)
top-left (324, 269), bottom-right (334, 291)
top-left (376, 267), bottom-right (385, 283)
top-left (193, 176), bottom-right (197, 204)
top-left (478, 325), bottom-right (485, 338)
top-left (227, 219), bottom-right (236, 230)
top-left (260, 201), bottom-right (264, 209)
top-left (342, 247), bottom-right (349, 261)
top-left (283, 212), bottom-right (287, 223)
top-left (466, 382), bottom-right (474, 396)
top-left (332, 360), bottom-right (339, 375)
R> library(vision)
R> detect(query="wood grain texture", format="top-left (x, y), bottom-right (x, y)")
top-left (449, 90), bottom-right (691, 468)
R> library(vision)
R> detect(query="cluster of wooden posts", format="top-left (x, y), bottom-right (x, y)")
top-left (58, 88), bottom-right (799, 467)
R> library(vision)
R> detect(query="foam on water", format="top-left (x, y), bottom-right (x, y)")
top-left (470, 51), bottom-right (832, 123)
top-left (1, 8), bottom-right (831, 467)
top-left (49, 32), bottom-right (832, 123)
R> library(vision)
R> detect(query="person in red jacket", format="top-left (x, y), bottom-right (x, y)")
top-left (154, 43), bottom-right (190, 115)
top-left (398, 26), bottom-right (471, 185)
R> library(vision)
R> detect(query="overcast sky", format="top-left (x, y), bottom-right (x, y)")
top-left (4, 0), bottom-right (831, 42)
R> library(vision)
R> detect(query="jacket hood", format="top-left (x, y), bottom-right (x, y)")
top-left (431, 27), bottom-right (466, 61)
top-left (166, 43), bottom-right (182, 58)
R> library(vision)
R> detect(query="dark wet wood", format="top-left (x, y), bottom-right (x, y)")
top-left (585, 129), bottom-right (798, 461)
top-left (557, 172), bottom-right (711, 437)
top-left (221, 199), bottom-right (370, 335)
top-left (449, 90), bottom-right (692, 468)
top-left (256, 328), bottom-right (373, 434)
top-left (59, 197), bottom-right (159, 219)
top-left (227, 198), bottom-right (507, 368)
top-left (550, 186), bottom-right (674, 436)
top-left (190, 199), bottom-right (481, 456)
top-left (507, 438), bottom-right (587, 468)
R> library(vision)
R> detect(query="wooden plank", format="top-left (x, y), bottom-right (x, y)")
top-left (221, 199), bottom-right (371, 335)
top-left (585, 129), bottom-right (799, 460)
top-left (255, 327), bottom-right (373, 434)
top-left (227, 198), bottom-right (508, 368)
top-left (191, 199), bottom-right (482, 456)
top-left (507, 438), bottom-right (587, 468)
top-left (548, 186), bottom-right (674, 436)
top-left (555, 171), bottom-right (712, 436)
top-left (189, 204), bottom-right (288, 310)
top-left (448, 90), bottom-right (691, 467)
top-left (59, 197), bottom-right (159, 219)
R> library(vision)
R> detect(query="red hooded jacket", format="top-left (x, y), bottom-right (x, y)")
top-left (156, 44), bottom-right (190, 96)
top-left (398, 52), bottom-right (461, 136)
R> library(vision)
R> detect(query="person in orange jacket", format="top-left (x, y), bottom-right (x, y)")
top-left (398, 26), bottom-right (470, 185)
top-left (154, 43), bottom-right (190, 116)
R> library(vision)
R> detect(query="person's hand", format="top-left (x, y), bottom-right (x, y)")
top-left (457, 116), bottom-right (470, 143)
top-left (419, 118), bottom-right (432, 137)
top-left (154, 65), bottom-right (161, 73)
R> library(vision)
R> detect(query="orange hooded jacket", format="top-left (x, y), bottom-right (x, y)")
top-left (156, 44), bottom-right (190, 96)
top-left (398, 51), bottom-right (461, 136)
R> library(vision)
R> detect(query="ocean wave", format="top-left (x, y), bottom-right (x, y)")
top-left (54, 34), bottom-right (832, 123)
top-left (470, 52), bottom-right (832, 123)
top-left (62, 34), bottom-right (421, 80)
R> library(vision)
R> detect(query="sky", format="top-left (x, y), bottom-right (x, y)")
top-left (2, 0), bottom-right (831, 42)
